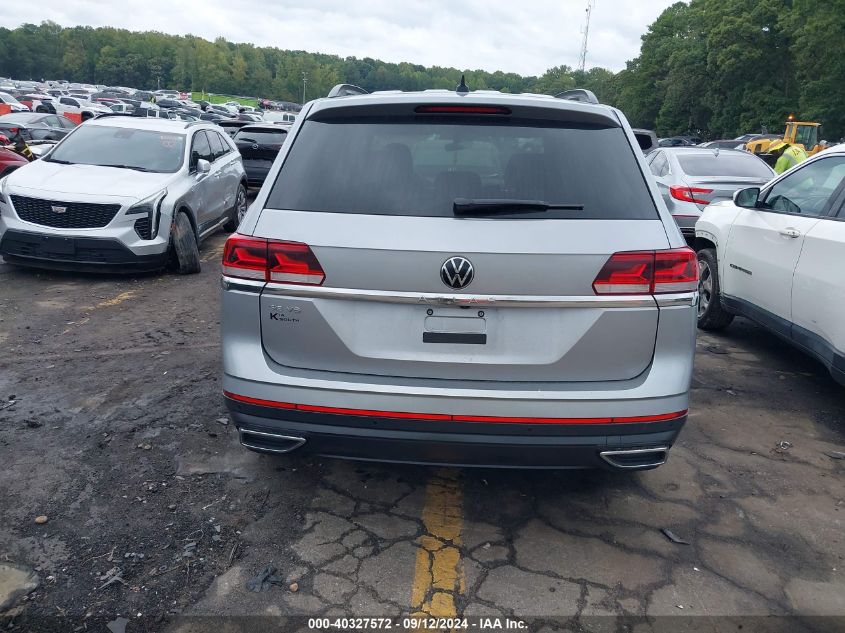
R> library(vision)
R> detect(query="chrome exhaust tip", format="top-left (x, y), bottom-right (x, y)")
top-left (239, 428), bottom-right (306, 454)
top-left (599, 446), bottom-right (669, 470)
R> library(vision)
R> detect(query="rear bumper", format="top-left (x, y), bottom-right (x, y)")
top-left (0, 229), bottom-right (169, 273)
top-left (221, 278), bottom-right (697, 469)
top-left (225, 395), bottom-right (686, 469)
top-left (242, 161), bottom-right (271, 187)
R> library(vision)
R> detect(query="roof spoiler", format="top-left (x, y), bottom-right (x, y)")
top-left (554, 88), bottom-right (599, 105)
top-left (327, 84), bottom-right (369, 98)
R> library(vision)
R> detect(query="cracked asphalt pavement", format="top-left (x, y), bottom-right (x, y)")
top-left (1, 233), bottom-right (845, 632)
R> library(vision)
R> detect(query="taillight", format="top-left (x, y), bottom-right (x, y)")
top-left (267, 241), bottom-right (325, 285)
top-left (591, 252), bottom-right (653, 295)
top-left (653, 249), bottom-right (697, 293)
top-left (222, 235), bottom-right (325, 285)
top-left (593, 248), bottom-right (697, 295)
top-left (670, 186), bottom-right (713, 205)
top-left (222, 236), bottom-right (267, 280)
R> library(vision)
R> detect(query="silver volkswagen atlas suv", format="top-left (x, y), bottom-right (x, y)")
top-left (220, 85), bottom-right (698, 470)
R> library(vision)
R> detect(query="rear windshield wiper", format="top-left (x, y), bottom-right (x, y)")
top-left (453, 198), bottom-right (584, 216)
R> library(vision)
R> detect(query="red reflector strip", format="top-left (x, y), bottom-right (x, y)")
top-left (224, 392), bottom-right (686, 425)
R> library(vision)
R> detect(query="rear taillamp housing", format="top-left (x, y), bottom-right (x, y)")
top-left (222, 235), bottom-right (325, 285)
top-left (593, 248), bottom-right (697, 295)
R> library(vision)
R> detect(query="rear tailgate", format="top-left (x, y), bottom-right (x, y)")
top-left (242, 102), bottom-right (675, 383)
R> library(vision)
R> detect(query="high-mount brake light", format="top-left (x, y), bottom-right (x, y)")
top-left (593, 248), bottom-right (697, 295)
top-left (415, 105), bottom-right (511, 115)
top-left (222, 235), bottom-right (325, 285)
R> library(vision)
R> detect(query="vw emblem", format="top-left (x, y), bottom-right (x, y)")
top-left (51, 205), bottom-right (67, 214)
top-left (251, 143), bottom-right (259, 150)
top-left (440, 256), bottom-right (474, 289)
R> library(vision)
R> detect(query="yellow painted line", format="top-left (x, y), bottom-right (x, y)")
top-left (410, 468), bottom-right (465, 617)
top-left (96, 291), bottom-right (137, 308)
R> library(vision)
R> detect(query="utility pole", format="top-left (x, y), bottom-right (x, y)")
top-left (302, 72), bottom-right (308, 104)
top-left (578, 0), bottom-right (595, 73)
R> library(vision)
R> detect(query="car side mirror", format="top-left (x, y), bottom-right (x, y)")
top-left (734, 187), bottom-right (761, 209)
top-left (196, 159), bottom-right (211, 176)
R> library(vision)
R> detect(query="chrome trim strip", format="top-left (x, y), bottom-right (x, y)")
top-left (221, 276), bottom-right (266, 293)
top-left (655, 293), bottom-right (698, 308)
top-left (599, 446), bottom-right (669, 469)
top-left (239, 428), bottom-right (306, 454)
top-left (260, 282), bottom-right (662, 308)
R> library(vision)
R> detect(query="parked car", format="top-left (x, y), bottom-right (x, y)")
top-left (658, 137), bottom-right (696, 148)
top-left (218, 119), bottom-right (253, 137)
top-left (0, 92), bottom-right (30, 113)
top-left (0, 117), bottom-right (247, 274)
top-left (154, 98), bottom-right (182, 110)
top-left (199, 112), bottom-right (225, 123)
top-left (219, 85), bottom-right (697, 470)
top-left (55, 95), bottom-right (111, 120)
top-left (0, 146), bottom-right (28, 177)
top-left (110, 103), bottom-right (135, 115)
top-left (699, 140), bottom-right (747, 150)
top-left (19, 94), bottom-right (58, 114)
top-left (734, 133), bottom-right (763, 143)
top-left (0, 112), bottom-right (77, 143)
top-left (262, 111), bottom-right (298, 125)
top-left (632, 128), bottom-right (658, 154)
top-left (208, 104), bottom-right (235, 117)
top-left (232, 124), bottom-right (289, 187)
top-left (647, 147), bottom-right (774, 239)
top-left (695, 146), bottom-right (845, 384)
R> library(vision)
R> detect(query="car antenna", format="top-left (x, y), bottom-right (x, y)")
top-left (456, 74), bottom-right (469, 95)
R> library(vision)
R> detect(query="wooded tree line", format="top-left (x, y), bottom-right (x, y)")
top-left (1, 0), bottom-right (842, 139)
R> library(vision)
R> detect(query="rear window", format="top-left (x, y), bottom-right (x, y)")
top-left (266, 118), bottom-right (658, 219)
top-left (677, 153), bottom-right (772, 178)
top-left (235, 129), bottom-right (288, 144)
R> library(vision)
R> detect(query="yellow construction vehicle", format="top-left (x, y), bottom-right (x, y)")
top-left (746, 115), bottom-right (824, 156)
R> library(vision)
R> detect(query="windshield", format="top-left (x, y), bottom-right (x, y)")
top-left (262, 112), bottom-right (295, 123)
top-left (47, 125), bottom-right (185, 173)
top-left (235, 129), bottom-right (288, 144)
top-left (0, 92), bottom-right (21, 105)
top-left (266, 117), bottom-right (657, 219)
top-left (677, 153), bottom-right (773, 178)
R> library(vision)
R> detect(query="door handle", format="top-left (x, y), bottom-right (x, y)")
top-left (779, 228), bottom-right (801, 239)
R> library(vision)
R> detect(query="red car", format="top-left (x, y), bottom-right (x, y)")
top-left (0, 144), bottom-right (28, 177)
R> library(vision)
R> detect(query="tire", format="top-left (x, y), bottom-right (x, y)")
top-left (170, 212), bottom-right (201, 275)
top-left (696, 248), bottom-right (733, 331)
top-left (224, 184), bottom-right (247, 232)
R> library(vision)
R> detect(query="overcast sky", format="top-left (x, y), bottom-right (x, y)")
top-left (0, 0), bottom-right (679, 75)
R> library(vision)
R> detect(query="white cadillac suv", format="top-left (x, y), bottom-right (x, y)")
top-left (0, 117), bottom-right (247, 274)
